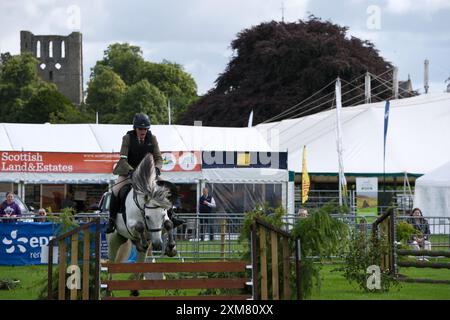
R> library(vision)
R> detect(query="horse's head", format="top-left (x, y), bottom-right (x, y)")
top-left (141, 194), bottom-right (169, 251)
top-left (131, 154), bottom-right (179, 256)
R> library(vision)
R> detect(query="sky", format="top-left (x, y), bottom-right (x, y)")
top-left (0, 0), bottom-right (449, 96)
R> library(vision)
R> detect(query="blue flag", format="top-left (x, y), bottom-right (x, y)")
top-left (383, 100), bottom-right (390, 159)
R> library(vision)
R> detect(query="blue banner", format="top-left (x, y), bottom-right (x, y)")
top-left (0, 222), bottom-right (107, 266)
top-left (383, 100), bottom-right (390, 159)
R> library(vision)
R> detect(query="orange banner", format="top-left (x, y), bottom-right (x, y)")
top-left (0, 151), bottom-right (120, 173)
top-left (0, 151), bottom-right (201, 174)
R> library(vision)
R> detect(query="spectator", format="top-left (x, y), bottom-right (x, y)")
top-left (0, 192), bottom-right (22, 223)
top-left (35, 208), bottom-right (47, 222)
top-left (408, 207), bottom-right (432, 260)
top-left (297, 208), bottom-right (309, 218)
top-left (199, 187), bottom-right (216, 241)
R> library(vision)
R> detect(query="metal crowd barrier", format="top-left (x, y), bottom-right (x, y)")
top-left (1, 211), bottom-right (448, 262)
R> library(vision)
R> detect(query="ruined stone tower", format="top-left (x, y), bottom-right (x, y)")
top-left (20, 31), bottom-right (83, 105)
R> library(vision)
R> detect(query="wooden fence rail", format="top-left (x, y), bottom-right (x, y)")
top-left (102, 261), bottom-right (251, 300)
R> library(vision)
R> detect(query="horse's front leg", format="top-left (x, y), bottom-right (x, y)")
top-left (163, 219), bottom-right (177, 257)
top-left (130, 250), bottom-right (147, 297)
top-left (133, 221), bottom-right (149, 253)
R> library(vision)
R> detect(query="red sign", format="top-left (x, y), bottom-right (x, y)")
top-left (0, 151), bottom-right (201, 174)
top-left (0, 151), bottom-right (120, 173)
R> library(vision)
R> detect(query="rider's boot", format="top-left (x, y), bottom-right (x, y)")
top-left (105, 192), bottom-right (119, 234)
top-left (168, 209), bottom-right (185, 228)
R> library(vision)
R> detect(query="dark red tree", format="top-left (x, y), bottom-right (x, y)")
top-left (179, 17), bottom-right (395, 127)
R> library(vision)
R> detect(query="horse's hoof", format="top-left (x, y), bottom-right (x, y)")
top-left (130, 290), bottom-right (140, 297)
top-left (165, 248), bottom-right (177, 257)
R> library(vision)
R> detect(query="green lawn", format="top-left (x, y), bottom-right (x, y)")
top-left (0, 265), bottom-right (47, 300)
top-left (310, 264), bottom-right (450, 300)
top-left (1, 262), bottom-right (449, 300)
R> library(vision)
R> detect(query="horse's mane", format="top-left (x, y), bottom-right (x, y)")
top-left (131, 154), bottom-right (173, 208)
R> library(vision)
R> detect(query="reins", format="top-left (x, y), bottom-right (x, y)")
top-left (132, 189), bottom-right (163, 233)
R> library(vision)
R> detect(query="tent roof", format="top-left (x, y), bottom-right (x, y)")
top-left (0, 123), bottom-right (273, 153)
top-left (415, 161), bottom-right (450, 187)
top-left (2, 92), bottom-right (449, 177)
top-left (413, 160), bottom-right (450, 217)
top-left (256, 93), bottom-right (450, 176)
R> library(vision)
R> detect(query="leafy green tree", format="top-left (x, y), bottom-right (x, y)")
top-left (0, 52), bottom-right (12, 67)
top-left (21, 83), bottom-right (80, 123)
top-left (138, 60), bottom-right (198, 122)
top-left (85, 66), bottom-right (127, 122)
top-left (86, 43), bottom-right (198, 124)
top-left (114, 79), bottom-right (168, 124)
top-left (92, 43), bottom-right (144, 85)
top-left (0, 53), bottom-right (86, 124)
top-left (0, 53), bottom-right (38, 98)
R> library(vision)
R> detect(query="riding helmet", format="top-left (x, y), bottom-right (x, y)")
top-left (133, 113), bottom-right (151, 129)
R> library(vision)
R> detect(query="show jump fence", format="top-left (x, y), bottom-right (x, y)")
top-left (47, 219), bottom-right (101, 300)
top-left (250, 217), bottom-right (301, 300)
top-left (372, 210), bottom-right (450, 284)
top-left (101, 261), bottom-right (252, 300)
top-left (372, 209), bottom-right (396, 274)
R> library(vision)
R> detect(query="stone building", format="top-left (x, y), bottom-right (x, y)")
top-left (20, 31), bottom-right (83, 105)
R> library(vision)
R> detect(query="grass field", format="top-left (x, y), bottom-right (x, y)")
top-left (310, 264), bottom-right (450, 300)
top-left (1, 262), bottom-right (449, 300)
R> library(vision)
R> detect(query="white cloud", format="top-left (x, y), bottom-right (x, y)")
top-left (0, 0), bottom-right (448, 96)
top-left (385, 0), bottom-right (450, 14)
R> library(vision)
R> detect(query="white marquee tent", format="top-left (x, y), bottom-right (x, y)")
top-left (256, 93), bottom-right (450, 176)
top-left (414, 161), bottom-right (450, 217)
top-left (0, 123), bottom-right (277, 184)
top-left (0, 123), bottom-right (291, 212)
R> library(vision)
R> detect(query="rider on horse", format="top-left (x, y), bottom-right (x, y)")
top-left (105, 112), bottom-right (185, 234)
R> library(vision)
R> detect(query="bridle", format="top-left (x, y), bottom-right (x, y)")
top-left (132, 189), bottom-right (164, 233)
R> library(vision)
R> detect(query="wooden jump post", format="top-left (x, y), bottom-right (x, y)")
top-left (250, 217), bottom-right (301, 300)
top-left (47, 218), bottom-right (101, 300)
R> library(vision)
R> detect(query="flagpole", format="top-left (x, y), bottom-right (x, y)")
top-left (383, 100), bottom-right (390, 195)
top-left (335, 77), bottom-right (347, 207)
top-left (382, 100), bottom-right (391, 214)
top-left (248, 110), bottom-right (254, 128)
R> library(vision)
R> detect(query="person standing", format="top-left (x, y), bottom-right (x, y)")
top-left (198, 187), bottom-right (216, 241)
top-left (0, 192), bottom-right (22, 223)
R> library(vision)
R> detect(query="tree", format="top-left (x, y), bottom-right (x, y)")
top-left (113, 79), bottom-right (168, 125)
top-left (85, 66), bottom-right (127, 122)
top-left (0, 52), bottom-right (12, 67)
top-left (86, 43), bottom-right (198, 124)
top-left (21, 83), bottom-right (80, 123)
top-left (0, 53), bottom-right (86, 124)
top-left (92, 43), bottom-right (144, 85)
top-left (138, 61), bottom-right (198, 122)
top-left (179, 17), bottom-right (394, 127)
top-left (0, 53), bottom-right (38, 97)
